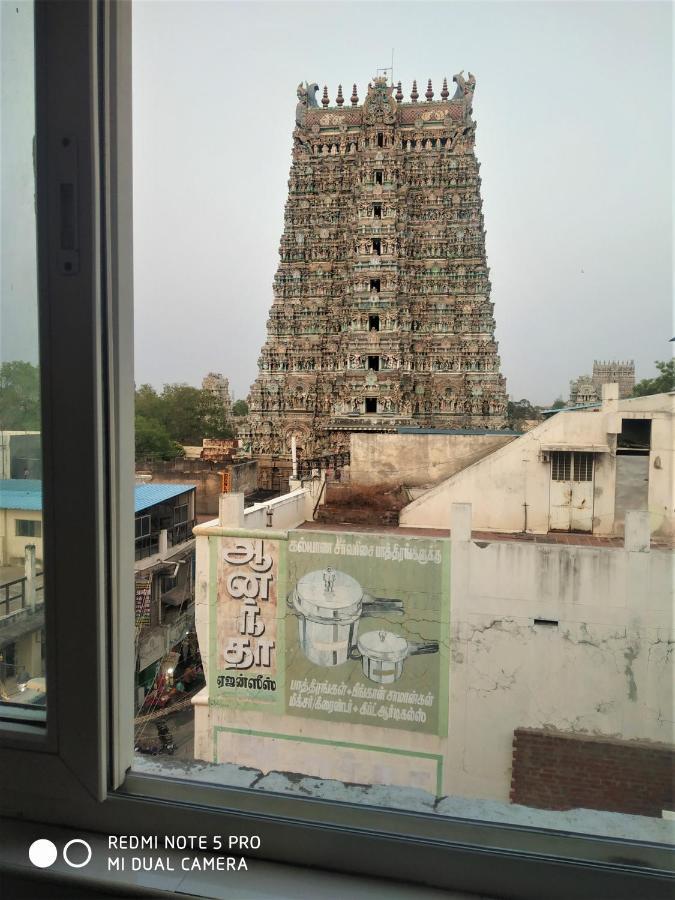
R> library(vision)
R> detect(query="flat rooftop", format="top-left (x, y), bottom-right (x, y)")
top-left (298, 522), bottom-right (673, 549)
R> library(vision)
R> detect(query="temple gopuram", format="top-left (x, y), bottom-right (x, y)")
top-left (242, 72), bottom-right (507, 461)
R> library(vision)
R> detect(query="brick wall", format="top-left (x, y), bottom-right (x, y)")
top-left (511, 728), bottom-right (675, 818)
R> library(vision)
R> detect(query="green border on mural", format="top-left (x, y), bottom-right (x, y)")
top-left (212, 725), bottom-right (444, 797)
top-left (438, 539), bottom-right (450, 737)
top-left (208, 531), bottom-right (288, 715)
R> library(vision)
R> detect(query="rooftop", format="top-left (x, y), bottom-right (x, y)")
top-left (0, 480), bottom-right (195, 513)
top-left (298, 521), bottom-right (674, 550)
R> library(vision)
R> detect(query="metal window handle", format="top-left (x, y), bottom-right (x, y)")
top-left (58, 135), bottom-right (79, 275)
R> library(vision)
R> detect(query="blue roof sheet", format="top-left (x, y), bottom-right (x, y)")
top-left (0, 480), bottom-right (42, 510)
top-left (0, 480), bottom-right (195, 513)
top-left (134, 483), bottom-right (195, 513)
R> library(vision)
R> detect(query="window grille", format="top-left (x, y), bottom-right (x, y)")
top-left (551, 451), bottom-right (571, 481)
top-left (574, 452), bottom-right (594, 482)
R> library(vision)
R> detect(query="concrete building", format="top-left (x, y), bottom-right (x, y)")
top-left (134, 483), bottom-right (197, 706)
top-left (0, 480), bottom-right (44, 700)
top-left (189, 495), bottom-right (673, 818)
top-left (349, 428), bottom-right (517, 489)
top-left (0, 431), bottom-right (41, 480)
top-left (0, 480), bottom-right (43, 566)
top-left (401, 387), bottom-right (674, 539)
top-left (569, 360), bottom-right (635, 405)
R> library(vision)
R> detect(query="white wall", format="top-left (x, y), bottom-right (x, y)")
top-left (0, 509), bottom-right (43, 565)
top-left (192, 505), bottom-right (674, 802)
top-left (350, 431), bottom-right (515, 487)
top-left (401, 392), bottom-right (674, 537)
top-left (446, 505), bottom-right (673, 802)
top-left (243, 488), bottom-right (312, 531)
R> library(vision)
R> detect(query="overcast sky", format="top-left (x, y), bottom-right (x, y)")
top-left (137, 2), bottom-right (669, 403)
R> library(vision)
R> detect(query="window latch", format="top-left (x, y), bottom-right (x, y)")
top-left (58, 135), bottom-right (79, 275)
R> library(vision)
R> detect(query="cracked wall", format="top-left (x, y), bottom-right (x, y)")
top-left (446, 531), bottom-right (674, 803)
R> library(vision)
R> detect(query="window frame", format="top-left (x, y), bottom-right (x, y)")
top-left (0, 4), bottom-right (672, 897)
top-left (14, 519), bottom-right (42, 538)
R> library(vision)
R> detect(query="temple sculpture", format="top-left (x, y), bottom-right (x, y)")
top-left (242, 72), bottom-right (507, 459)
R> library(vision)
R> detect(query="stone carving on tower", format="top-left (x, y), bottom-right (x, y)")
top-left (242, 72), bottom-right (508, 459)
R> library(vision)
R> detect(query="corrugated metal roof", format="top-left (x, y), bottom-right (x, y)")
top-left (0, 480), bottom-right (42, 510)
top-left (0, 480), bottom-right (195, 513)
top-left (134, 483), bottom-right (195, 513)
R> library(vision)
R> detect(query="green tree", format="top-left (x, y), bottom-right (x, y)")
top-left (231, 398), bottom-right (249, 417)
top-left (134, 414), bottom-right (178, 459)
top-left (200, 389), bottom-right (235, 440)
top-left (0, 361), bottom-right (41, 430)
top-left (632, 360), bottom-right (675, 397)
top-left (551, 397), bottom-right (566, 409)
top-left (134, 381), bottom-right (236, 452)
top-left (134, 383), bottom-right (165, 424)
top-left (507, 398), bottom-right (540, 428)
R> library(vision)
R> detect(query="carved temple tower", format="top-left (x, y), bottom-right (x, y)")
top-left (242, 72), bottom-right (507, 460)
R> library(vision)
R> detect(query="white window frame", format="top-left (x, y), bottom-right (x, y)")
top-left (0, 4), bottom-right (671, 897)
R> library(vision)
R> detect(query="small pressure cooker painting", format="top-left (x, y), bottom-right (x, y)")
top-left (285, 531), bottom-right (449, 736)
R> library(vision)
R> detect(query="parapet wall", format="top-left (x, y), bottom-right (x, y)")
top-left (350, 431), bottom-right (516, 487)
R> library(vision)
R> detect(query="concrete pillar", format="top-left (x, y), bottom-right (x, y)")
top-left (451, 502), bottom-right (472, 543)
top-left (24, 544), bottom-right (36, 610)
top-left (601, 382), bottom-right (619, 408)
top-left (624, 510), bottom-right (651, 552)
top-left (158, 529), bottom-right (168, 558)
top-left (219, 492), bottom-right (245, 527)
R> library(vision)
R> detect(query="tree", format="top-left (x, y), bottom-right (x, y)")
top-left (551, 397), bottom-right (566, 409)
top-left (507, 398), bottom-right (540, 428)
top-left (134, 414), bottom-right (178, 460)
top-left (632, 360), bottom-right (675, 397)
top-left (134, 382), bottom-right (236, 453)
top-left (0, 361), bottom-right (41, 430)
top-left (231, 398), bottom-right (249, 417)
top-left (200, 390), bottom-right (235, 440)
top-left (134, 384), bottom-right (165, 423)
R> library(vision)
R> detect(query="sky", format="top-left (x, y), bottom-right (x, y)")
top-left (2, 3), bottom-right (671, 407)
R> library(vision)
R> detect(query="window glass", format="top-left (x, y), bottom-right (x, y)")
top-left (0, 1), bottom-right (46, 711)
top-left (130, 0), bottom-right (673, 853)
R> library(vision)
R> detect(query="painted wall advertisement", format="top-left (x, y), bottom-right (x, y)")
top-left (135, 575), bottom-right (152, 627)
top-left (211, 530), bottom-right (449, 736)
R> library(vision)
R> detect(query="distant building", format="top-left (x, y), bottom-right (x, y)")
top-left (401, 386), bottom-right (674, 539)
top-left (592, 359), bottom-right (635, 399)
top-left (0, 431), bottom-right (42, 479)
top-left (134, 483), bottom-right (197, 707)
top-left (568, 374), bottom-right (598, 406)
top-left (0, 479), bottom-right (44, 700)
top-left (202, 372), bottom-right (232, 421)
top-left (243, 72), bottom-right (508, 462)
top-left (0, 479), bottom-right (43, 565)
top-left (569, 360), bottom-right (635, 405)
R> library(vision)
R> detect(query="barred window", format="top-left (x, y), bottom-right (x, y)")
top-left (574, 452), bottom-right (594, 481)
top-left (551, 451), bottom-right (571, 481)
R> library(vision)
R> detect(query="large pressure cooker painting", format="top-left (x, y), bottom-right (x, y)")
top-left (288, 567), bottom-right (404, 667)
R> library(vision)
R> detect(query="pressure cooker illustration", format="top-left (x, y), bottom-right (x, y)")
top-left (288, 567), bottom-right (404, 667)
top-left (351, 630), bottom-right (440, 684)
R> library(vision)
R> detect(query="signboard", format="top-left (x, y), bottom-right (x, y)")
top-left (210, 530), bottom-right (449, 736)
top-left (214, 538), bottom-right (280, 700)
top-left (135, 575), bottom-right (152, 627)
top-left (285, 531), bottom-right (449, 736)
